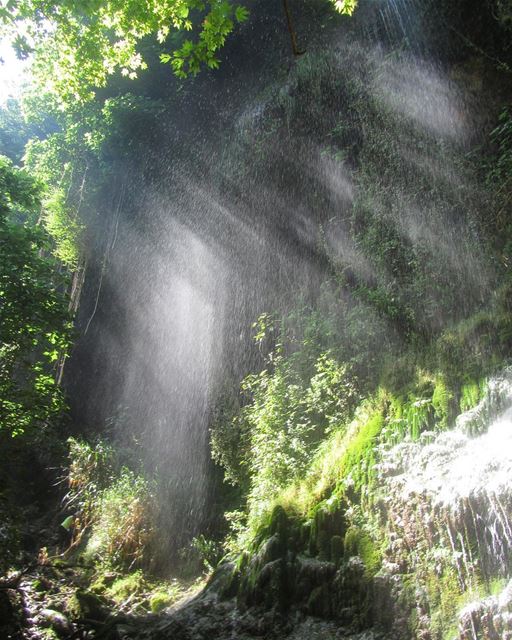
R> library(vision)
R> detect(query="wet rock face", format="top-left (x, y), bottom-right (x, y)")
top-left (238, 552), bottom-right (340, 613)
top-left (372, 374), bottom-right (512, 639)
top-left (225, 547), bottom-right (382, 633)
top-left (456, 370), bottom-right (512, 437)
top-left (456, 580), bottom-right (512, 640)
top-left (149, 589), bottom-right (394, 640)
top-left (382, 421), bottom-right (512, 552)
top-left (226, 502), bottom-right (388, 631)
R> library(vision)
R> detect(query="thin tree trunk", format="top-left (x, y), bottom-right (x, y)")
top-left (282, 0), bottom-right (305, 56)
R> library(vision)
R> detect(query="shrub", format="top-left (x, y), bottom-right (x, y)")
top-left (65, 438), bottom-right (117, 540)
top-left (240, 349), bottom-right (358, 521)
top-left (84, 469), bottom-right (154, 570)
top-left (191, 534), bottom-right (225, 573)
top-left (65, 438), bottom-right (155, 570)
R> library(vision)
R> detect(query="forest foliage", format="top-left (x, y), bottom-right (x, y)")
top-left (0, 155), bottom-right (70, 437)
top-left (0, 0), bottom-right (358, 107)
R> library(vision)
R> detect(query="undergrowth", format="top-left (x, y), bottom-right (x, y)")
top-left (64, 438), bottom-right (155, 571)
top-left (211, 304), bottom-right (491, 560)
top-left (55, 437), bottom-right (209, 621)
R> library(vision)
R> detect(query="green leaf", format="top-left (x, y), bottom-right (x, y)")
top-left (235, 5), bottom-right (249, 23)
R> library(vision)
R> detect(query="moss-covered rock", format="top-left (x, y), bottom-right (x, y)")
top-left (70, 589), bottom-right (110, 621)
top-left (268, 504), bottom-right (289, 539)
top-left (343, 526), bottom-right (382, 577)
top-left (208, 561), bottom-right (240, 600)
top-left (330, 535), bottom-right (344, 567)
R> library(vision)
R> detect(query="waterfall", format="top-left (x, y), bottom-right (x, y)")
top-left (380, 369), bottom-right (512, 637)
top-left (63, 0), bottom-right (501, 561)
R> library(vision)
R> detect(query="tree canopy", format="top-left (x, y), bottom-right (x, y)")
top-left (1, 0), bottom-right (358, 107)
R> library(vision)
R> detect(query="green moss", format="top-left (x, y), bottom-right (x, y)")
top-left (269, 504), bottom-right (289, 538)
top-left (344, 526), bottom-right (382, 577)
top-left (89, 572), bottom-right (117, 594)
top-left (437, 311), bottom-right (512, 384)
top-left (488, 577), bottom-right (508, 596)
top-left (248, 502), bottom-right (297, 553)
top-left (32, 578), bottom-right (46, 592)
top-left (399, 575), bottom-right (419, 636)
top-left (235, 551), bottom-right (249, 574)
top-left (341, 411), bottom-right (384, 493)
top-left (86, 569), bottom-right (200, 615)
top-left (426, 566), bottom-right (462, 640)
top-left (68, 589), bottom-right (108, 620)
top-left (344, 526), bottom-right (359, 558)
top-left (459, 379), bottom-right (485, 412)
top-left (105, 571), bottom-right (146, 602)
top-left (149, 591), bottom-right (172, 613)
top-left (432, 376), bottom-right (453, 429)
top-left (306, 494), bottom-right (346, 560)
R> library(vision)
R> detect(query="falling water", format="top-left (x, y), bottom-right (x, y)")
top-left (381, 369), bottom-right (512, 632)
top-left (63, 0), bottom-right (500, 560)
